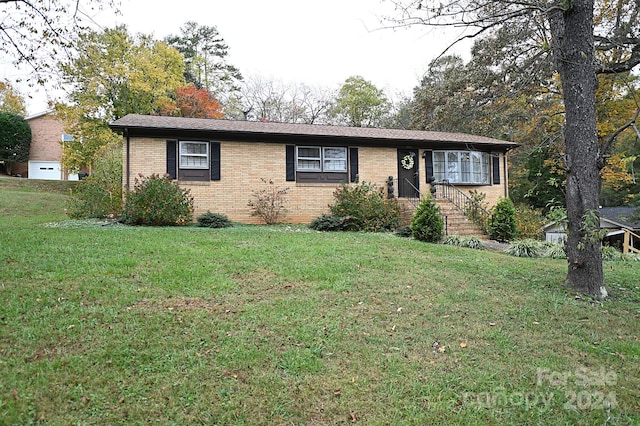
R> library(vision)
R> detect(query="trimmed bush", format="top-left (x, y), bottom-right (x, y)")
top-left (121, 174), bottom-right (193, 226)
top-left (329, 182), bottom-right (401, 232)
top-left (197, 211), bottom-right (232, 228)
top-left (66, 142), bottom-right (122, 219)
top-left (488, 197), bottom-right (518, 242)
top-left (411, 196), bottom-right (444, 243)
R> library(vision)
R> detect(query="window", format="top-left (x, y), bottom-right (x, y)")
top-left (296, 146), bottom-right (347, 172)
top-left (433, 150), bottom-right (490, 184)
top-left (180, 141), bottom-right (209, 169)
top-left (293, 146), bottom-right (349, 184)
top-left (297, 147), bottom-right (321, 171)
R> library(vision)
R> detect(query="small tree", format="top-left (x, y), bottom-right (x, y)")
top-left (0, 111), bottom-right (31, 175)
top-left (248, 178), bottom-right (289, 224)
top-left (66, 142), bottom-right (123, 218)
top-left (121, 174), bottom-right (193, 226)
top-left (488, 197), bottom-right (518, 242)
top-left (411, 196), bottom-right (444, 242)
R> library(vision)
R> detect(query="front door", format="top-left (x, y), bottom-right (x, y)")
top-left (398, 149), bottom-right (419, 198)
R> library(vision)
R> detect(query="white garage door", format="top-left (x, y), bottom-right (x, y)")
top-left (29, 161), bottom-right (62, 180)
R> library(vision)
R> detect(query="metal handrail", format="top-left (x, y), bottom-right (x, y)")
top-left (431, 181), bottom-right (491, 232)
top-left (401, 178), bottom-right (421, 208)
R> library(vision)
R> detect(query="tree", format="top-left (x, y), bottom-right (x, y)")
top-left (0, 0), bottom-right (119, 83)
top-left (389, 0), bottom-right (640, 298)
top-left (333, 76), bottom-right (391, 127)
top-left (231, 75), bottom-right (335, 124)
top-left (162, 84), bottom-right (224, 119)
top-left (165, 21), bottom-right (242, 100)
top-left (0, 80), bottom-right (26, 115)
top-left (0, 111), bottom-right (31, 175)
top-left (55, 26), bottom-right (185, 172)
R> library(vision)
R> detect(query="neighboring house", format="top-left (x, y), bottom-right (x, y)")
top-left (11, 111), bottom-right (78, 180)
top-left (109, 114), bottom-right (519, 224)
top-left (544, 207), bottom-right (640, 252)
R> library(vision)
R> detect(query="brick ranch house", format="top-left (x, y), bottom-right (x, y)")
top-left (109, 114), bottom-right (518, 225)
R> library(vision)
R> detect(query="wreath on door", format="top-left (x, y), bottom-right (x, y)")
top-left (401, 154), bottom-right (415, 170)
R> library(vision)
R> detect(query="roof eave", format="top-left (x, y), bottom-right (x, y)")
top-left (109, 123), bottom-right (519, 151)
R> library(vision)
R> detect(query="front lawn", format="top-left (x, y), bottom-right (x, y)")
top-left (0, 181), bottom-right (638, 425)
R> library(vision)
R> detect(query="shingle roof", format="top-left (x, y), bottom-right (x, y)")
top-left (600, 207), bottom-right (640, 229)
top-left (110, 114), bottom-right (519, 149)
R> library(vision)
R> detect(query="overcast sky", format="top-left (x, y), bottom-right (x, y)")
top-left (9, 0), bottom-right (472, 115)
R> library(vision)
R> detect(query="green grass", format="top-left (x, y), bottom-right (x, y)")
top-left (1, 179), bottom-right (639, 425)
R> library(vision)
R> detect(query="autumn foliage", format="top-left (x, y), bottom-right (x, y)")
top-left (162, 84), bottom-right (224, 119)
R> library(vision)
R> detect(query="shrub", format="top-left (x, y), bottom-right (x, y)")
top-left (329, 182), bottom-right (400, 232)
top-left (601, 245), bottom-right (622, 261)
top-left (488, 197), bottom-right (518, 242)
top-left (308, 214), bottom-right (357, 232)
top-left (248, 178), bottom-right (289, 224)
top-left (197, 211), bottom-right (232, 228)
top-left (66, 142), bottom-right (122, 219)
top-left (0, 111), bottom-right (31, 175)
top-left (395, 225), bottom-right (413, 238)
top-left (464, 190), bottom-right (489, 230)
top-left (515, 204), bottom-right (545, 240)
top-left (121, 174), bottom-right (193, 226)
top-left (543, 242), bottom-right (566, 259)
top-left (411, 196), bottom-right (444, 243)
top-left (441, 235), bottom-right (485, 250)
top-left (505, 239), bottom-right (541, 257)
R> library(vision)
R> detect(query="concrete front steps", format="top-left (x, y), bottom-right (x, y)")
top-left (398, 197), bottom-right (487, 237)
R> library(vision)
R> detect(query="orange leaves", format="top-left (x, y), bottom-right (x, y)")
top-left (167, 84), bottom-right (224, 119)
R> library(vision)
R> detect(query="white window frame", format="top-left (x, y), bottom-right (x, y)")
top-left (296, 146), bottom-right (322, 171)
top-left (179, 141), bottom-right (209, 169)
top-left (296, 146), bottom-right (347, 173)
top-left (433, 150), bottom-right (490, 184)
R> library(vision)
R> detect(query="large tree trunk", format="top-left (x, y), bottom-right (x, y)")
top-left (548, 0), bottom-right (607, 299)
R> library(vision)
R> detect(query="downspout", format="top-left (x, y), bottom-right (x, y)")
top-left (503, 150), bottom-right (510, 198)
top-left (125, 127), bottom-right (131, 191)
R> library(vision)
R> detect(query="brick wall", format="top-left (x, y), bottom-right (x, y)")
top-left (10, 114), bottom-right (66, 177)
top-left (28, 115), bottom-right (64, 161)
top-left (125, 138), bottom-right (511, 224)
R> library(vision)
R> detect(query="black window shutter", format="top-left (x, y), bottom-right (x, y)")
top-left (210, 142), bottom-right (221, 181)
top-left (492, 153), bottom-right (501, 184)
top-left (286, 145), bottom-right (295, 181)
top-left (166, 140), bottom-right (177, 179)
top-left (424, 150), bottom-right (434, 182)
top-left (349, 148), bottom-right (359, 182)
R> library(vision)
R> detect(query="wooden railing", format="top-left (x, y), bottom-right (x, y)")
top-left (431, 181), bottom-right (491, 232)
top-left (623, 228), bottom-right (640, 254)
